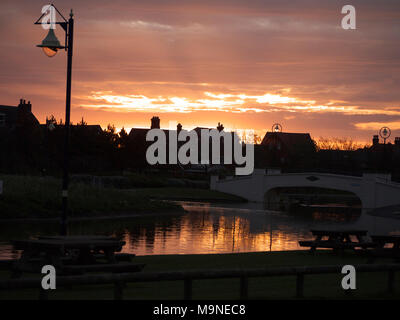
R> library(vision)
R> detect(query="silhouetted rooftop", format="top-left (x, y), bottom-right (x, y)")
top-left (261, 132), bottom-right (314, 147)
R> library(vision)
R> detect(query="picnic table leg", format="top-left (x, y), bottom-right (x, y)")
top-left (11, 249), bottom-right (38, 278)
top-left (104, 249), bottom-right (117, 264)
top-left (328, 235), bottom-right (339, 254)
top-left (393, 242), bottom-right (400, 262)
top-left (355, 235), bottom-right (369, 252)
top-left (387, 270), bottom-right (395, 294)
top-left (345, 235), bottom-right (359, 253)
top-left (356, 235), bottom-right (365, 245)
top-left (310, 235), bottom-right (322, 253)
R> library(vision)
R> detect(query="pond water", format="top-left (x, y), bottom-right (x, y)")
top-left (1, 201), bottom-right (400, 259)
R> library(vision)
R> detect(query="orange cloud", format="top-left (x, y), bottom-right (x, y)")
top-left (80, 90), bottom-right (400, 118)
top-left (354, 121), bottom-right (400, 131)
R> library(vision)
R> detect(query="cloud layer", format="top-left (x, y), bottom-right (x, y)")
top-left (0, 0), bottom-right (400, 142)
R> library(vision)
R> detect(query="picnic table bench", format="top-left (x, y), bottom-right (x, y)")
top-left (368, 235), bottom-right (400, 261)
top-left (299, 229), bottom-right (375, 253)
top-left (371, 235), bottom-right (400, 248)
top-left (9, 236), bottom-right (143, 277)
top-left (38, 236), bottom-right (136, 261)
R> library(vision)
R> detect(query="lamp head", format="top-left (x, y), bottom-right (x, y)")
top-left (37, 28), bottom-right (64, 57)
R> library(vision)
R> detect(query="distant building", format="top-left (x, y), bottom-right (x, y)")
top-left (0, 99), bottom-right (41, 171)
top-left (0, 99), bottom-right (40, 130)
top-left (129, 117), bottom-right (166, 140)
top-left (129, 117), bottom-right (234, 148)
top-left (128, 117), bottom-right (235, 171)
top-left (261, 131), bottom-right (315, 150)
top-left (260, 131), bottom-right (316, 168)
top-left (128, 117), bottom-right (181, 169)
top-left (366, 134), bottom-right (400, 174)
top-left (369, 134), bottom-right (400, 152)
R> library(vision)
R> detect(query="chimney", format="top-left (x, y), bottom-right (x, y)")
top-left (395, 137), bottom-right (400, 146)
top-left (217, 122), bottom-right (224, 132)
top-left (151, 116), bottom-right (160, 129)
top-left (18, 98), bottom-right (31, 113)
top-left (177, 123), bottom-right (182, 133)
top-left (373, 135), bottom-right (379, 146)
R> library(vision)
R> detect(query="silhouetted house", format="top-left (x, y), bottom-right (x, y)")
top-left (128, 117), bottom-right (236, 171)
top-left (128, 117), bottom-right (167, 142)
top-left (0, 99), bottom-right (41, 171)
top-left (128, 117), bottom-right (173, 169)
top-left (192, 126), bottom-right (237, 167)
top-left (0, 99), bottom-right (40, 130)
top-left (129, 117), bottom-right (165, 144)
top-left (260, 132), bottom-right (316, 168)
top-left (129, 117), bottom-right (200, 169)
top-left (367, 134), bottom-right (400, 175)
top-left (368, 134), bottom-right (399, 153)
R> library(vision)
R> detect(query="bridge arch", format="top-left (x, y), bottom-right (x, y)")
top-left (210, 170), bottom-right (400, 210)
top-left (262, 173), bottom-right (365, 207)
top-left (264, 186), bottom-right (362, 210)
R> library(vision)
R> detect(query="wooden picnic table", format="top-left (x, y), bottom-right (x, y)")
top-left (371, 235), bottom-right (400, 249)
top-left (368, 235), bottom-right (400, 261)
top-left (299, 229), bottom-right (373, 253)
top-left (10, 237), bottom-right (132, 277)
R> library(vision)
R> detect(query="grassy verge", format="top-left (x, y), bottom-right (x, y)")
top-left (1, 251), bottom-right (399, 300)
top-left (0, 175), bottom-right (182, 219)
top-left (134, 187), bottom-right (246, 202)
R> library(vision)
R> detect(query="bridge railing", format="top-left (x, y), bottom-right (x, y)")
top-left (0, 263), bottom-right (399, 300)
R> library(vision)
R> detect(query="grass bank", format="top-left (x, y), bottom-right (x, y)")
top-left (0, 175), bottom-right (183, 219)
top-left (1, 251), bottom-right (399, 299)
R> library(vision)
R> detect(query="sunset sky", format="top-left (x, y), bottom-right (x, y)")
top-left (1, 0), bottom-right (400, 143)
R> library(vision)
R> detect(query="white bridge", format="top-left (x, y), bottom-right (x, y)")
top-left (211, 169), bottom-right (400, 210)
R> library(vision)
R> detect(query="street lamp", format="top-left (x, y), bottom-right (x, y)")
top-left (35, 5), bottom-right (74, 236)
top-left (37, 28), bottom-right (64, 57)
top-left (272, 123), bottom-right (282, 133)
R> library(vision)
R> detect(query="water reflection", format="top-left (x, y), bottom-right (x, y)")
top-left (1, 201), bottom-right (400, 259)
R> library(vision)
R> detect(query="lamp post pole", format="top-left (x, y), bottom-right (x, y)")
top-left (35, 6), bottom-right (75, 235)
top-left (61, 11), bottom-right (74, 236)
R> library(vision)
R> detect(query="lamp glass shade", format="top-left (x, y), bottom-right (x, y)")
top-left (37, 28), bottom-right (64, 57)
top-left (42, 47), bottom-right (58, 57)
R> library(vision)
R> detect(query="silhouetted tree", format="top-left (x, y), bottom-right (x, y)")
top-left (118, 127), bottom-right (129, 148)
top-left (317, 137), bottom-right (367, 151)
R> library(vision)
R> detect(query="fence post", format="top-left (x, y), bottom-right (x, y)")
top-left (296, 274), bottom-right (304, 298)
top-left (240, 276), bottom-right (248, 300)
top-left (184, 279), bottom-right (193, 300)
top-left (114, 281), bottom-right (125, 300)
top-left (388, 270), bottom-right (395, 294)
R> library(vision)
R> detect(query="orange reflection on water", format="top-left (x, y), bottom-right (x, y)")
top-left (119, 208), bottom-right (311, 256)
